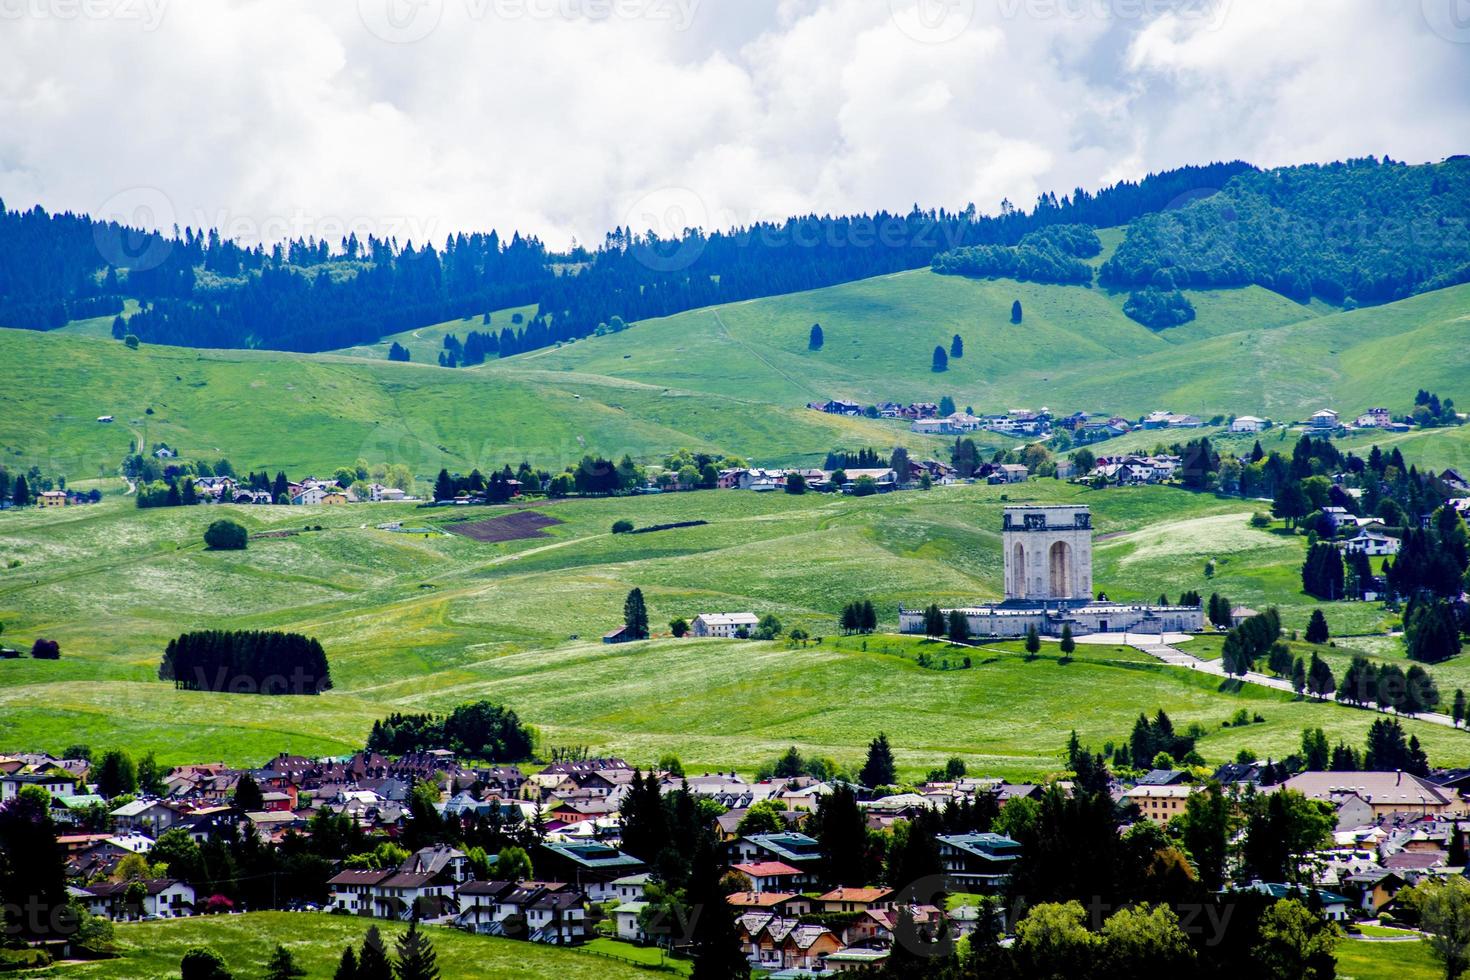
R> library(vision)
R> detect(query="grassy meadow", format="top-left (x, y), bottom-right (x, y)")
top-left (32, 912), bottom-right (651, 979)
top-left (4, 479), bottom-right (1468, 778)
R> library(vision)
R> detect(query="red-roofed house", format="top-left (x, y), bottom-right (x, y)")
top-left (731, 861), bottom-right (809, 893)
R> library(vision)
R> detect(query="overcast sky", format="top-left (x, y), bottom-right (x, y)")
top-left (2, 0), bottom-right (1468, 249)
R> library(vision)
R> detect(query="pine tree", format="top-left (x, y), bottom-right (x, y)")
top-left (947, 609), bottom-right (969, 643)
top-left (860, 600), bottom-right (877, 634)
top-left (623, 588), bottom-right (649, 639)
top-left (12, 474), bottom-right (28, 507)
top-left (1059, 624), bottom-right (1075, 655)
top-left (333, 947), bottom-right (359, 980)
top-left (931, 345), bottom-right (948, 372)
top-left (922, 603), bottom-right (944, 636)
top-left (264, 945), bottom-right (305, 980)
top-left (687, 834), bottom-right (750, 980)
top-left (1011, 300), bottom-right (1022, 324)
top-left (1455, 689), bottom-right (1467, 728)
top-left (433, 469), bottom-right (456, 502)
top-left (1305, 609), bottom-right (1329, 644)
top-left (1024, 625), bottom-right (1040, 654)
top-left (808, 323), bottom-right (823, 350)
top-left (358, 928), bottom-right (393, 980)
top-left (950, 334), bottom-right (963, 358)
top-left (392, 919), bottom-right (439, 980)
top-left (1291, 658), bottom-right (1307, 697)
top-left (859, 733), bottom-right (897, 788)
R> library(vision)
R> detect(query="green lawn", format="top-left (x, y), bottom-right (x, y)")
top-left (32, 912), bottom-right (650, 979)
top-left (4, 480), bottom-right (1467, 779)
top-left (1334, 935), bottom-right (1442, 980)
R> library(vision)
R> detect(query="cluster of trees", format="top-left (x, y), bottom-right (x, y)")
top-left (839, 600), bottom-right (878, 634)
top-left (365, 701), bottom-right (534, 761)
top-left (1412, 388), bottom-right (1460, 427)
top-left (1387, 508), bottom-right (1470, 600)
top-left (823, 447), bottom-right (885, 469)
top-left (3, 164), bottom-right (1254, 354)
top-left (1301, 542), bottom-right (1345, 600)
top-left (387, 341), bottom-right (411, 362)
top-left (1404, 594), bottom-right (1463, 664)
top-left (931, 223), bottom-right (1101, 284)
top-left (919, 604), bottom-right (973, 643)
top-left (1122, 286), bottom-right (1196, 328)
top-left (159, 629), bottom-right (332, 695)
top-left (203, 519), bottom-right (248, 550)
top-left (437, 329), bottom-right (498, 367)
top-left (0, 466), bottom-right (79, 507)
top-left (1337, 655), bottom-right (1444, 717)
top-left (433, 465), bottom-right (532, 503)
top-left (1124, 710), bottom-right (1196, 771)
top-left (328, 923), bottom-right (440, 980)
top-left (1220, 608), bottom-right (1283, 677)
top-left (1100, 157), bottom-right (1470, 307)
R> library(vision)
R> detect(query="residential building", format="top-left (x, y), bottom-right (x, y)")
top-left (1229, 415), bottom-right (1267, 433)
top-left (937, 833), bottom-right (1022, 890)
top-left (1123, 784), bottom-right (1197, 824)
top-left (1355, 408), bottom-right (1392, 428)
top-left (691, 613), bottom-right (761, 638)
top-left (1278, 771), bottom-right (1465, 822)
top-left (535, 842), bottom-right (645, 901)
top-left (816, 887), bottom-right (893, 913)
top-left (1344, 531), bottom-right (1401, 556)
top-left (1309, 409), bottom-right (1341, 429)
top-left (37, 490), bottom-right (68, 508)
top-left (78, 879), bottom-right (195, 921)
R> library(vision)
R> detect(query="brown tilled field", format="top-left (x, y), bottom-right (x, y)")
top-left (442, 510), bottom-right (565, 542)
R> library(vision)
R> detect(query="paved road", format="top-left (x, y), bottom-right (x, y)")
top-left (1130, 640), bottom-right (1464, 731)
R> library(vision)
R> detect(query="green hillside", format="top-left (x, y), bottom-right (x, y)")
top-left (3, 480), bottom-right (1465, 778)
top-left (501, 269), bottom-right (1469, 422)
top-left (0, 327), bottom-right (958, 480)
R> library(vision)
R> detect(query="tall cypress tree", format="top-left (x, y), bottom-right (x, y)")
top-left (623, 588), bottom-right (649, 639)
top-left (931, 345), bottom-right (948, 372)
top-left (808, 323), bottom-right (823, 350)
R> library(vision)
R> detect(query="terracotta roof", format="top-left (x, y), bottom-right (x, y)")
top-left (817, 887), bottom-right (892, 903)
top-left (732, 861), bottom-right (802, 878)
top-left (727, 891), bottom-right (799, 908)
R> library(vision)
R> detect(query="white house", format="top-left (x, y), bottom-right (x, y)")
top-left (153, 446), bottom-right (176, 459)
top-left (1345, 531), bottom-right (1401, 557)
top-left (368, 484), bottom-right (409, 502)
top-left (613, 901), bottom-right (649, 942)
top-left (291, 486), bottom-right (328, 506)
top-left (1309, 409), bottom-right (1340, 429)
top-left (79, 879), bottom-right (195, 921)
top-left (1229, 416), bottom-right (1267, 433)
top-left (1355, 408), bottom-right (1392, 428)
top-left (691, 613), bottom-right (761, 638)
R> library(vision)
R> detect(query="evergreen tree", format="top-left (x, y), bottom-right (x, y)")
top-left (264, 945), bottom-right (306, 980)
top-left (859, 733), bottom-right (897, 788)
top-left (860, 600), bottom-right (877, 634)
top-left (1011, 300), bottom-right (1023, 323)
top-left (623, 588), bottom-right (649, 639)
top-left (1059, 624), bottom-right (1075, 655)
top-left (947, 609), bottom-right (969, 643)
top-left (808, 323), bottom-right (823, 350)
top-left (922, 604), bottom-right (945, 637)
top-left (1307, 653), bottom-right (1336, 700)
top-left (433, 469), bottom-right (456, 502)
top-left (815, 784), bottom-right (869, 887)
top-left (333, 947), bottom-right (358, 980)
top-left (1291, 658), bottom-right (1307, 697)
top-left (392, 919), bottom-right (439, 980)
top-left (931, 345), bottom-right (948, 372)
top-left (950, 334), bottom-right (963, 358)
top-left (233, 773), bottom-right (264, 812)
top-left (1455, 689), bottom-right (1467, 728)
top-left (1305, 609), bottom-right (1329, 644)
top-left (94, 749), bottom-right (137, 799)
top-left (12, 474), bottom-right (28, 507)
top-left (687, 834), bottom-right (750, 980)
top-left (1025, 625), bottom-right (1041, 654)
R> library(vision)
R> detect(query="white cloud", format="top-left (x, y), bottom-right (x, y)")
top-left (0, 0), bottom-right (1465, 248)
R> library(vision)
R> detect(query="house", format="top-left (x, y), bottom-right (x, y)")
top-left (612, 901), bottom-right (649, 942)
top-left (734, 914), bottom-right (842, 972)
top-left (610, 872), bottom-right (651, 904)
top-left (732, 861), bottom-right (808, 894)
top-left (816, 887), bottom-right (893, 913)
top-left (691, 612), bottom-right (761, 638)
top-left (1355, 408), bottom-right (1392, 428)
top-left (455, 879), bottom-right (519, 933)
top-left (96, 415), bottom-right (114, 423)
top-left (535, 842), bottom-right (645, 901)
top-left (1344, 531), bottom-right (1401, 556)
top-left (731, 832), bottom-right (823, 873)
top-left (937, 833), bottom-right (1023, 890)
top-left (79, 878), bottom-right (195, 921)
top-left (291, 486), bottom-right (329, 506)
top-left (328, 845), bottom-right (469, 921)
top-left (153, 445), bottom-right (176, 459)
top-left (1277, 771), bottom-right (1464, 822)
top-left (1123, 784), bottom-right (1197, 824)
top-left (727, 891), bottom-right (811, 916)
top-left (602, 626), bottom-right (636, 645)
top-left (110, 799), bottom-right (188, 834)
top-left (37, 490), bottom-right (69, 508)
top-left (1230, 415), bottom-right (1268, 433)
top-left (367, 484), bottom-right (409, 502)
top-left (1236, 882), bottom-right (1351, 921)
top-left (1309, 409), bottom-right (1341, 429)
top-left (987, 464), bottom-right (1029, 485)
top-left (2, 770), bottom-right (81, 801)
top-left (488, 882), bottom-right (587, 943)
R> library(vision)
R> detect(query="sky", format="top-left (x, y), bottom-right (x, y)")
top-left (1, 0), bottom-right (1468, 250)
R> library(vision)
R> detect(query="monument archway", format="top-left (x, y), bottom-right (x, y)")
top-left (1049, 541), bottom-right (1073, 598)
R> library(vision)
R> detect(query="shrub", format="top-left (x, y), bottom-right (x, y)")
top-left (203, 519), bottom-right (248, 551)
top-left (30, 638), bottom-right (61, 659)
top-left (1123, 287), bottom-right (1196, 329)
top-left (1250, 513), bottom-right (1272, 528)
top-left (611, 519), bottom-right (634, 534)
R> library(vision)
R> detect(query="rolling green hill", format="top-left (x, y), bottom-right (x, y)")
top-left (3, 480), bottom-right (1465, 778)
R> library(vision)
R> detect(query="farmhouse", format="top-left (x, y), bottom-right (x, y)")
top-left (900, 505), bottom-right (1203, 638)
top-left (1344, 531), bottom-right (1401, 557)
top-left (1229, 415), bottom-right (1267, 433)
top-left (77, 878), bottom-right (195, 921)
top-left (692, 612), bottom-right (761, 638)
top-left (1309, 409), bottom-right (1341, 429)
